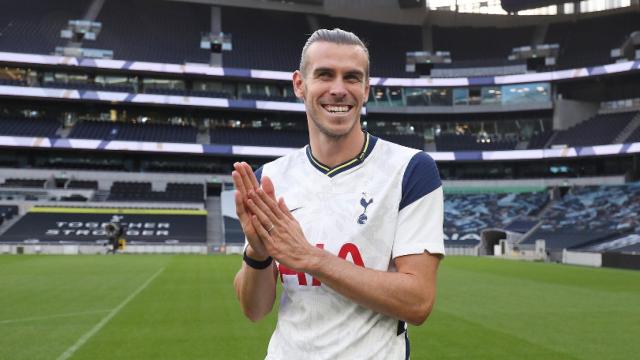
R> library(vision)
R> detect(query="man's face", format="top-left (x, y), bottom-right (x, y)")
top-left (293, 41), bottom-right (370, 139)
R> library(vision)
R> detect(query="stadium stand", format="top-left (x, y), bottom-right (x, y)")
top-left (41, 80), bottom-right (135, 93)
top-left (370, 133), bottom-right (424, 150)
top-left (240, 93), bottom-right (299, 102)
top-left (0, 0), bottom-right (639, 266)
top-left (220, 7), bottom-right (309, 73)
top-left (66, 180), bottom-right (98, 190)
top-left (1, 178), bottom-right (48, 188)
top-left (576, 233), bottom-right (640, 253)
top-left (91, 0), bottom-right (211, 64)
top-left (538, 184), bottom-right (640, 234)
top-left (209, 127), bottom-right (309, 147)
top-left (432, 25), bottom-right (535, 63)
top-left (69, 120), bottom-right (197, 143)
top-left (0, 205), bottom-right (18, 220)
top-left (444, 190), bottom-right (549, 244)
top-left (545, 12), bottom-right (640, 69)
top-left (527, 130), bottom-right (554, 149)
top-left (435, 133), bottom-right (518, 151)
top-left (0, 78), bottom-right (27, 86)
top-left (0, 205), bottom-right (19, 227)
top-left (191, 89), bottom-right (233, 99)
top-left (319, 16), bottom-right (422, 78)
top-left (0, 117), bottom-right (60, 137)
top-left (550, 112), bottom-right (637, 147)
top-left (0, 0), bottom-right (86, 54)
top-left (223, 216), bottom-right (244, 244)
top-left (627, 122), bottom-right (640, 143)
top-left (143, 87), bottom-right (188, 96)
top-left (0, 206), bottom-right (207, 244)
top-left (107, 181), bottom-right (204, 203)
top-left (522, 183), bottom-right (640, 251)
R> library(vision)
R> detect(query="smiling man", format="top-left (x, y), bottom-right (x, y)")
top-left (233, 28), bottom-right (444, 360)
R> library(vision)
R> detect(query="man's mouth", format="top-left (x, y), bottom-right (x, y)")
top-left (321, 104), bottom-right (353, 114)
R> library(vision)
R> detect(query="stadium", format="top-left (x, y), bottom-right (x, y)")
top-left (0, 0), bottom-right (639, 359)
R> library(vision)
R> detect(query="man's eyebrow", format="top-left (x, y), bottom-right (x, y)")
top-left (344, 70), bottom-right (365, 78)
top-left (313, 67), bottom-right (334, 75)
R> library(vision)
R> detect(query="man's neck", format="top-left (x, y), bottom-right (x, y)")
top-left (309, 128), bottom-right (365, 168)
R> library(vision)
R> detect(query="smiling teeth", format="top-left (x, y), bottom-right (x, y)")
top-left (325, 105), bottom-right (349, 113)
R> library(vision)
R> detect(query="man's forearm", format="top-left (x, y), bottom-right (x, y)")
top-left (234, 247), bottom-right (278, 322)
top-left (305, 249), bottom-right (439, 326)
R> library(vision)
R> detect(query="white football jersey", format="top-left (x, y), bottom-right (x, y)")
top-left (256, 133), bottom-right (444, 360)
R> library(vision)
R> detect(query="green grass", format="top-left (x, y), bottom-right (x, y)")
top-left (0, 255), bottom-right (638, 360)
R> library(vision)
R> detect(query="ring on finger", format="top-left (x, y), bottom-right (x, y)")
top-left (266, 224), bottom-right (275, 234)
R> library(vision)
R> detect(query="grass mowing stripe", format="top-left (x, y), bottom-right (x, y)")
top-left (0, 309), bottom-right (112, 324)
top-left (55, 266), bottom-right (166, 360)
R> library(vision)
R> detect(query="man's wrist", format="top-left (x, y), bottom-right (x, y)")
top-left (245, 246), bottom-right (269, 262)
top-left (243, 248), bottom-right (273, 270)
top-left (304, 246), bottom-right (326, 275)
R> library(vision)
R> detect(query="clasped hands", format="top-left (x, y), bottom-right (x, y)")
top-left (232, 162), bottom-right (319, 272)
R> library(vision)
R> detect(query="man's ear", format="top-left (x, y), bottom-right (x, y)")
top-left (293, 70), bottom-right (305, 101)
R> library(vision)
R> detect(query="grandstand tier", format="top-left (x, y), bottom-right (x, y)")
top-left (0, 0), bottom-right (639, 270)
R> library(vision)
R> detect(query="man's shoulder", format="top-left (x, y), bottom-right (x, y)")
top-left (260, 146), bottom-right (307, 176)
top-left (373, 137), bottom-right (433, 166)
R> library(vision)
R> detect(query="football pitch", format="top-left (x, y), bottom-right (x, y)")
top-left (0, 255), bottom-right (638, 360)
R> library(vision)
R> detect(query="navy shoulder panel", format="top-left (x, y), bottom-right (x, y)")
top-left (254, 166), bottom-right (263, 184)
top-left (400, 152), bottom-right (441, 211)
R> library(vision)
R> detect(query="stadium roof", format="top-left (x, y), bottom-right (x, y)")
top-left (177, 0), bottom-right (638, 27)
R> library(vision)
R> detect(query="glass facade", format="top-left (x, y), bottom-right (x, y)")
top-left (369, 82), bottom-right (550, 107)
top-left (426, 0), bottom-right (629, 15)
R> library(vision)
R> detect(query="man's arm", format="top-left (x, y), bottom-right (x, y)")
top-left (245, 177), bottom-right (442, 325)
top-left (308, 249), bottom-right (440, 325)
top-left (233, 253), bottom-right (278, 322)
top-left (231, 162), bottom-right (278, 322)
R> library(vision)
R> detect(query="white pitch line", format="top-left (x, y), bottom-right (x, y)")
top-left (0, 309), bottom-right (112, 325)
top-left (56, 267), bottom-right (165, 360)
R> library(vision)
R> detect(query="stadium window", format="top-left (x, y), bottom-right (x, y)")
top-left (563, 2), bottom-right (575, 14)
top-left (580, 0), bottom-right (630, 13)
top-left (517, 5), bottom-right (557, 15)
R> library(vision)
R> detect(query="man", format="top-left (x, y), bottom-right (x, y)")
top-left (233, 28), bottom-right (444, 360)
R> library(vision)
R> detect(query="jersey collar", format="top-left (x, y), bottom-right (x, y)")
top-left (306, 132), bottom-right (378, 178)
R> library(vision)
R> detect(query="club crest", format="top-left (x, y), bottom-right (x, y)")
top-left (357, 192), bottom-right (373, 224)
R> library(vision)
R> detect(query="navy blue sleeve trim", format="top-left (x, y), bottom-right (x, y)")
top-left (399, 152), bottom-right (441, 211)
top-left (254, 166), bottom-right (263, 185)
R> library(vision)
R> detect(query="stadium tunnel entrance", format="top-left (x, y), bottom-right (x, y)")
top-left (480, 230), bottom-right (506, 256)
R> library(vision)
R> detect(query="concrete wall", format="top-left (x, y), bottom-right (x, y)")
top-left (562, 250), bottom-right (602, 267)
top-left (553, 98), bottom-right (599, 131)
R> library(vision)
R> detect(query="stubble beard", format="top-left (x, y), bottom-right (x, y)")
top-left (309, 111), bottom-right (360, 141)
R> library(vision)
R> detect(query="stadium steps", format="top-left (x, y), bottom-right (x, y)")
top-left (531, 23), bottom-right (549, 46)
top-left (515, 140), bottom-right (528, 150)
top-left (206, 196), bottom-right (223, 245)
top-left (56, 126), bottom-right (71, 138)
top-left (543, 131), bottom-right (559, 148)
top-left (613, 112), bottom-right (640, 144)
top-left (92, 190), bottom-right (110, 201)
top-left (196, 131), bottom-right (210, 144)
top-left (0, 214), bottom-right (21, 236)
top-left (515, 188), bottom-right (559, 245)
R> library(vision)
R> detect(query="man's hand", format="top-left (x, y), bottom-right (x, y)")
top-left (246, 176), bottom-right (320, 272)
top-left (232, 162), bottom-right (276, 260)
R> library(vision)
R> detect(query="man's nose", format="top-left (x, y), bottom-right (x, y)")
top-left (329, 79), bottom-right (347, 98)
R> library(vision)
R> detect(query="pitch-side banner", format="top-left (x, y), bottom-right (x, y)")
top-left (0, 207), bottom-right (207, 244)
